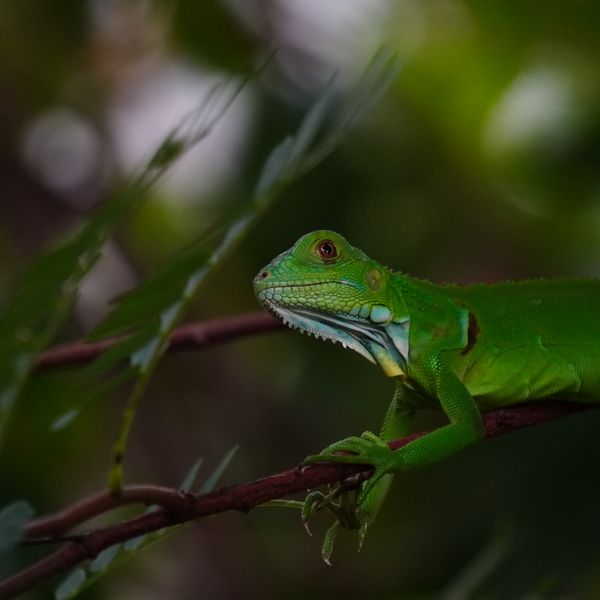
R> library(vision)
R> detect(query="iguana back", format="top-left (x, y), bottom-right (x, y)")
top-left (440, 279), bottom-right (600, 407)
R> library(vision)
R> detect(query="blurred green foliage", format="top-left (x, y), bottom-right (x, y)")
top-left (1, 1), bottom-right (600, 598)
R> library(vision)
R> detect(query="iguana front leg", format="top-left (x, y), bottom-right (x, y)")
top-left (302, 380), bottom-right (415, 561)
top-left (358, 379), bottom-right (415, 526)
top-left (305, 354), bottom-right (484, 499)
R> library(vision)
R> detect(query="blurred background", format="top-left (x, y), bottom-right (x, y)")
top-left (2, 0), bottom-right (600, 597)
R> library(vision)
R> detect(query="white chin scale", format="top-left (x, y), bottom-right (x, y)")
top-left (266, 302), bottom-right (411, 371)
top-left (268, 304), bottom-right (376, 363)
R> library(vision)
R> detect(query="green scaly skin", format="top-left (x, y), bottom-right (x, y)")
top-left (254, 230), bottom-right (600, 555)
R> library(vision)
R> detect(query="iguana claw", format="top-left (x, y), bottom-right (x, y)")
top-left (298, 481), bottom-right (373, 563)
top-left (357, 519), bottom-right (369, 552)
top-left (302, 491), bottom-right (329, 536)
top-left (321, 520), bottom-right (341, 566)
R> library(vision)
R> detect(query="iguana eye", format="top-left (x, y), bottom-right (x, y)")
top-left (316, 240), bottom-right (338, 260)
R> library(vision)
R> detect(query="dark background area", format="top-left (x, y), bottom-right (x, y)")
top-left (2, 1), bottom-right (600, 598)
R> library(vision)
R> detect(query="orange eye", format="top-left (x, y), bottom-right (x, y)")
top-left (316, 239), bottom-right (338, 260)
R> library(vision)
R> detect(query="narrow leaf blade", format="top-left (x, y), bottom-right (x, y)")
top-left (199, 445), bottom-right (239, 493)
top-left (0, 501), bottom-right (34, 555)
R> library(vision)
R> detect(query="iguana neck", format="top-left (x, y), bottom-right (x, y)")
top-left (392, 273), bottom-right (470, 357)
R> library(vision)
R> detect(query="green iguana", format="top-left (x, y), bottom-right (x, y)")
top-left (253, 230), bottom-right (600, 559)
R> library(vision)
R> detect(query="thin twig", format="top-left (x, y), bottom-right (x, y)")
top-left (24, 485), bottom-right (195, 539)
top-left (0, 401), bottom-right (595, 599)
top-left (35, 311), bottom-right (283, 370)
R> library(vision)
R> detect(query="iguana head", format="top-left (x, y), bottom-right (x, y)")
top-left (254, 230), bottom-right (409, 376)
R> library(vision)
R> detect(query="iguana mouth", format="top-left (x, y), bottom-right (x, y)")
top-left (261, 300), bottom-right (409, 374)
top-left (254, 279), bottom-right (361, 294)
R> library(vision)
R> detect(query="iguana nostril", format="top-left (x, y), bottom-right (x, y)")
top-left (260, 271), bottom-right (270, 279)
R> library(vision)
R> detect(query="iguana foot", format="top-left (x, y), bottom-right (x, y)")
top-left (300, 484), bottom-right (370, 563)
top-left (304, 431), bottom-right (398, 502)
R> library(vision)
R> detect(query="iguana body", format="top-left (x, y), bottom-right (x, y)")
top-left (254, 230), bottom-right (600, 551)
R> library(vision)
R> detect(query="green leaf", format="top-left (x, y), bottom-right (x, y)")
top-left (84, 329), bottom-right (155, 377)
top-left (286, 76), bottom-right (337, 173)
top-left (88, 244), bottom-right (210, 340)
top-left (302, 46), bottom-right (401, 172)
top-left (50, 409), bottom-right (80, 432)
top-left (199, 445), bottom-right (239, 493)
top-left (54, 568), bottom-right (86, 600)
top-left (335, 46), bottom-right (402, 134)
top-left (253, 136), bottom-right (294, 199)
top-left (0, 500), bottom-right (34, 555)
top-left (122, 534), bottom-right (148, 552)
top-left (89, 545), bottom-right (121, 573)
top-left (180, 458), bottom-right (204, 492)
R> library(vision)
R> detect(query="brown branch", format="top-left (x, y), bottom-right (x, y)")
top-left (35, 311), bottom-right (284, 370)
top-left (0, 401), bottom-right (596, 599)
top-left (24, 485), bottom-right (196, 540)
